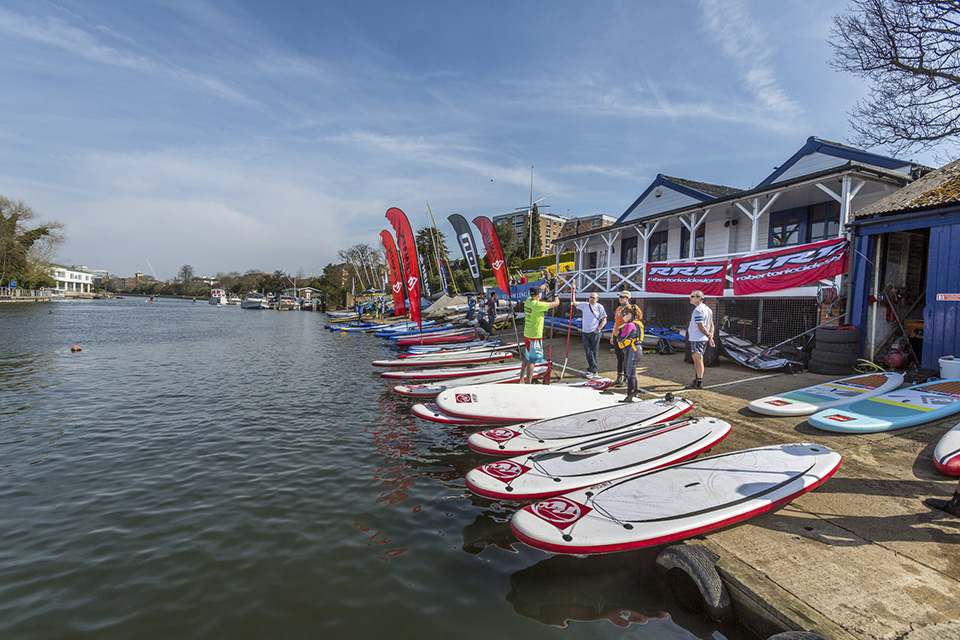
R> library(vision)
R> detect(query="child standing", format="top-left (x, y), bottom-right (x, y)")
top-left (615, 304), bottom-right (645, 402)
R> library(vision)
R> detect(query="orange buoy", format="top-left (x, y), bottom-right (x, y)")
top-left (71, 345), bottom-right (82, 352)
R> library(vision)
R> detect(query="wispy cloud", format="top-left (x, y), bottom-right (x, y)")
top-left (698, 0), bottom-right (804, 119)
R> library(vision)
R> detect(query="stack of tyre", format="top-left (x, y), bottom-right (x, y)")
top-left (809, 325), bottom-right (861, 375)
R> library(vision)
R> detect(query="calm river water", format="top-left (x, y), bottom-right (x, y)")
top-left (0, 298), bottom-right (752, 640)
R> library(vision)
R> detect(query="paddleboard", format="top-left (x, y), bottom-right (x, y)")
top-left (401, 342), bottom-right (521, 357)
top-left (410, 380), bottom-right (615, 425)
top-left (468, 395), bottom-right (693, 455)
top-left (405, 340), bottom-right (504, 354)
top-left (808, 379), bottom-right (960, 433)
top-left (395, 333), bottom-right (475, 347)
top-left (411, 403), bottom-right (487, 425)
top-left (511, 443), bottom-right (841, 554)
top-left (381, 362), bottom-right (524, 381)
top-left (372, 351), bottom-right (515, 368)
top-left (466, 417), bottom-right (731, 500)
top-left (748, 372), bottom-right (904, 416)
top-left (934, 422), bottom-right (960, 475)
top-left (436, 384), bottom-right (622, 423)
top-left (393, 364), bottom-right (549, 397)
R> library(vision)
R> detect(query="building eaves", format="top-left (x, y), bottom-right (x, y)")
top-left (853, 158), bottom-right (960, 219)
top-left (758, 136), bottom-right (917, 187)
top-left (562, 160), bottom-right (912, 243)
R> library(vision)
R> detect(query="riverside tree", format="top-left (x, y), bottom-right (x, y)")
top-left (830, 0), bottom-right (960, 156)
top-left (0, 196), bottom-right (64, 288)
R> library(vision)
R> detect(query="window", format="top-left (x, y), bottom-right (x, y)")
top-left (620, 236), bottom-right (638, 265)
top-left (769, 209), bottom-right (803, 247)
top-left (679, 225), bottom-right (705, 259)
top-left (809, 202), bottom-right (840, 242)
top-left (768, 201), bottom-right (841, 248)
top-left (648, 230), bottom-right (668, 262)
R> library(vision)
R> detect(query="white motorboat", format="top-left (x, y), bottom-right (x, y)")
top-left (209, 288), bottom-right (228, 305)
top-left (241, 292), bottom-right (268, 309)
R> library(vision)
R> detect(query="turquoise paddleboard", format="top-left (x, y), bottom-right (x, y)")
top-left (808, 379), bottom-right (960, 433)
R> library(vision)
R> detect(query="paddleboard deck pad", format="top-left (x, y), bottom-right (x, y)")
top-left (808, 379), bottom-right (960, 433)
top-left (748, 372), bottom-right (904, 416)
top-left (511, 442), bottom-right (841, 554)
top-left (466, 417), bottom-right (731, 500)
top-left (468, 396), bottom-right (694, 456)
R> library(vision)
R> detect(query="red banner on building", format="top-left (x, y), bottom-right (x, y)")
top-left (379, 230), bottom-right (407, 317)
top-left (731, 237), bottom-right (849, 296)
top-left (385, 207), bottom-right (422, 330)
top-left (645, 261), bottom-right (727, 297)
top-left (472, 215), bottom-right (511, 297)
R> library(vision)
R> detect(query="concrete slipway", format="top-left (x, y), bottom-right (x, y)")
top-left (533, 332), bottom-right (960, 640)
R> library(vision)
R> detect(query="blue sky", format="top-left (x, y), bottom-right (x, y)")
top-left (0, 0), bottom-right (941, 280)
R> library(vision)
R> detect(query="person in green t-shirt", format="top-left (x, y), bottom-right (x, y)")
top-left (521, 284), bottom-right (560, 383)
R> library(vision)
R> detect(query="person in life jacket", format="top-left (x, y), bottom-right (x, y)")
top-left (615, 304), bottom-right (644, 403)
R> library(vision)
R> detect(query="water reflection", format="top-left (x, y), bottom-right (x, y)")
top-left (507, 553), bottom-right (672, 630)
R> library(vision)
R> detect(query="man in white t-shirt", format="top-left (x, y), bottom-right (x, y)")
top-left (686, 290), bottom-right (715, 389)
top-left (571, 291), bottom-right (608, 378)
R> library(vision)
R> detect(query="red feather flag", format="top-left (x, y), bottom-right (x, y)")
top-left (379, 230), bottom-right (407, 317)
top-left (472, 215), bottom-right (511, 298)
top-left (385, 207), bottom-right (422, 330)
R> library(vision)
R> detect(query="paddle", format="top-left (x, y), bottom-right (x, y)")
top-left (559, 282), bottom-right (575, 379)
top-left (564, 416), bottom-right (693, 456)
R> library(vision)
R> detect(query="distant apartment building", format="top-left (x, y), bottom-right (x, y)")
top-left (558, 214), bottom-right (617, 238)
top-left (492, 209), bottom-right (569, 255)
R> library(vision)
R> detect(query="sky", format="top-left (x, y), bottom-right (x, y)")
top-left (0, 0), bottom-right (943, 281)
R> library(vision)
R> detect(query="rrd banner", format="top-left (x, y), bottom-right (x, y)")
top-left (731, 237), bottom-right (849, 296)
top-left (645, 261), bottom-right (727, 296)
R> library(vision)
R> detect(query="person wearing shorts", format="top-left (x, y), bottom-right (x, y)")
top-left (686, 290), bottom-right (715, 389)
top-left (522, 284), bottom-right (560, 383)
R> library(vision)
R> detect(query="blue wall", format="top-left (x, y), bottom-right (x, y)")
top-left (850, 207), bottom-right (960, 370)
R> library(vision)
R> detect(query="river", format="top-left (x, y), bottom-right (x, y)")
top-left (0, 298), bottom-right (752, 639)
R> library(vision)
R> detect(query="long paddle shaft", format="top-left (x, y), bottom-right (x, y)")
top-left (560, 283), bottom-right (576, 379)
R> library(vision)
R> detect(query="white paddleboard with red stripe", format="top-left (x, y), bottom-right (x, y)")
top-left (372, 351), bottom-right (515, 368)
top-left (466, 417), bottom-right (731, 500)
top-left (435, 383), bottom-right (621, 423)
top-left (393, 364), bottom-right (549, 397)
top-left (468, 396), bottom-right (693, 456)
top-left (934, 422), bottom-right (960, 476)
top-left (511, 443), bottom-right (841, 555)
top-left (381, 361), bottom-right (523, 381)
top-left (411, 403), bottom-right (484, 425)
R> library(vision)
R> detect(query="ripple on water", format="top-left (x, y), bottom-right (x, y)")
top-left (0, 301), bottom-right (748, 640)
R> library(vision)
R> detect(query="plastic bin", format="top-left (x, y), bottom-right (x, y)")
top-left (940, 356), bottom-right (960, 379)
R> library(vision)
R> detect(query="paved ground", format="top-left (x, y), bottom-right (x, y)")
top-left (541, 331), bottom-right (960, 640)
